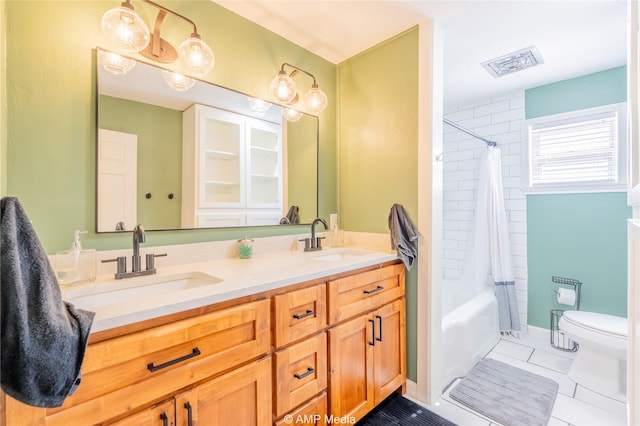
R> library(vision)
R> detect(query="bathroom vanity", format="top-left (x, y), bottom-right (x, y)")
top-left (0, 246), bottom-right (405, 426)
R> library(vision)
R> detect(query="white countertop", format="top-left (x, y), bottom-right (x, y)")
top-left (62, 246), bottom-right (398, 334)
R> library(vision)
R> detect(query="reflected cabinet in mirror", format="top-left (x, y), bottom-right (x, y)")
top-left (96, 48), bottom-right (318, 232)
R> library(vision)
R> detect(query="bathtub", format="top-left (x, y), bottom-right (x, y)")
top-left (441, 280), bottom-right (499, 388)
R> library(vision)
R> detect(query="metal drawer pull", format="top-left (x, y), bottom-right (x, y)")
top-left (293, 309), bottom-right (314, 319)
top-left (294, 367), bottom-right (315, 380)
top-left (184, 402), bottom-right (193, 426)
top-left (147, 347), bottom-right (201, 372)
top-left (160, 413), bottom-right (169, 426)
top-left (376, 315), bottom-right (383, 342)
top-left (368, 319), bottom-right (376, 346)
top-left (363, 285), bottom-right (384, 295)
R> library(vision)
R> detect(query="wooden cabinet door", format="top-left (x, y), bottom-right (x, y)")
top-left (372, 299), bottom-right (406, 404)
top-left (274, 392), bottom-right (328, 426)
top-left (328, 314), bottom-right (374, 421)
top-left (108, 399), bottom-right (175, 426)
top-left (175, 357), bottom-right (272, 426)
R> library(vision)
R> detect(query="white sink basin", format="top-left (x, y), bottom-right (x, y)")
top-left (309, 248), bottom-right (371, 262)
top-left (64, 271), bottom-right (223, 310)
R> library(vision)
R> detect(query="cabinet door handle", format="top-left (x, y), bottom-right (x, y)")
top-left (368, 319), bottom-right (376, 346)
top-left (184, 402), bottom-right (193, 426)
top-left (159, 412), bottom-right (169, 426)
top-left (293, 309), bottom-right (314, 319)
top-left (147, 347), bottom-right (201, 372)
top-left (376, 315), bottom-right (383, 342)
top-left (294, 366), bottom-right (315, 380)
top-left (363, 285), bottom-right (384, 295)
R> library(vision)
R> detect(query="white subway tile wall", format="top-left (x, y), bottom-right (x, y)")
top-left (443, 91), bottom-right (528, 328)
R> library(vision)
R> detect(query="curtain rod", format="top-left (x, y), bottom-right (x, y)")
top-left (443, 118), bottom-right (497, 147)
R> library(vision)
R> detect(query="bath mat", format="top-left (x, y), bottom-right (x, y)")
top-left (356, 392), bottom-right (456, 426)
top-left (449, 358), bottom-right (558, 426)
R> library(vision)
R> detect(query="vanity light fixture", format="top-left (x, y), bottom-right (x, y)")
top-left (101, 0), bottom-right (215, 77)
top-left (269, 63), bottom-right (328, 114)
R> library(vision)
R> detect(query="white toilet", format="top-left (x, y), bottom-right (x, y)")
top-left (558, 310), bottom-right (627, 402)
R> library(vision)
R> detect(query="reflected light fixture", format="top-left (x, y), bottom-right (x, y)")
top-left (269, 63), bottom-right (328, 114)
top-left (283, 107), bottom-right (303, 122)
top-left (247, 97), bottom-right (273, 115)
top-left (162, 70), bottom-right (195, 92)
top-left (98, 49), bottom-right (136, 75)
top-left (101, 0), bottom-right (215, 77)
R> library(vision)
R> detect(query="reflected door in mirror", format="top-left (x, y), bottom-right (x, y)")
top-left (97, 129), bottom-right (137, 232)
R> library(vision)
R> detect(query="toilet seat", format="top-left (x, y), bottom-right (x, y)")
top-left (559, 311), bottom-right (627, 351)
top-left (562, 311), bottom-right (627, 336)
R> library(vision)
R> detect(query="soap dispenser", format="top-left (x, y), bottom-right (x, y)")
top-left (55, 230), bottom-right (96, 286)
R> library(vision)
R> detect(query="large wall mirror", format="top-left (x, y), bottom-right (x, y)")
top-left (96, 48), bottom-right (318, 233)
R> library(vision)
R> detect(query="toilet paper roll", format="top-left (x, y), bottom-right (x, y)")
top-left (557, 288), bottom-right (576, 306)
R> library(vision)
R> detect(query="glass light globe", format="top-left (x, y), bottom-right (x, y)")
top-left (178, 36), bottom-right (215, 77)
top-left (269, 70), bottom-right (297, 103)
top-left (101, 4), bottom-right (150, 53)
top-left (283, 108), bottom-right (303, 122)
top-left (303, 85), bottom-right (328, 114)
top-left (99, 50), bottom-right (136, 75)
top-left (162, 70), bottom-right (196, 92)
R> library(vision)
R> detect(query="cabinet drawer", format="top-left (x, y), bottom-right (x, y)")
top-left (45, 299), bottom-right (270, 425)
top-left (275, 392), bottom-right (328, 426)
top-left (327, 264), bottom-right (405, 324)
top-left (273, 284), bottom-right (326, 347)
top-left (274, 333), bottom-right (327, 417)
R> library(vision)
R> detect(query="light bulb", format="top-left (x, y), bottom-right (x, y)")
top-left (162, 70), bottom-right (195, 92)
top-left (178, 36), bottom-right (215, 77)
top-left (303, 85), bottom-right (328, 114)
top-left (99, 50), bottom-right (136, 75)
top-left (283, 108), bottom-right (303, 122)
top-left (269, 70), bottom-right (297, 103)
top-left (101, 3), bottom-right (150, 53)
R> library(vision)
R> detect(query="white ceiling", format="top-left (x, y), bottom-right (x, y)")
top-left (214, 0), bottom-right (628, 108)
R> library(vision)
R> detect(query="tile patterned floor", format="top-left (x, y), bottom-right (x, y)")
top-left (414, 334), bottom-right (628, 425)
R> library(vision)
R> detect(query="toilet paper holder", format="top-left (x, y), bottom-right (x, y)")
top-left (552, 275), bottom-right (582, 310)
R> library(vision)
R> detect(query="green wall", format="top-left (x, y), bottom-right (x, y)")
top-left (99, 95), bottom-right (182, 229)
top-left (337, 28), bottom-right (419, 380)
top-left (337, 29), bottom-right (419, 233)
top-left (526, 66), bottom-right (630, 328)
top-left (4, 0), bottom-right (336, 253)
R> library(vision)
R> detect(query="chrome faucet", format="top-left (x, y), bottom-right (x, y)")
top-left (102, 223), bottom-right (167, 279)
top-left (300, 217), bottom-right (328, 252)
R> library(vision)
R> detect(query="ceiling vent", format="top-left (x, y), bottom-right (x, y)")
top-left (481, 46), bottom-right (544, 78)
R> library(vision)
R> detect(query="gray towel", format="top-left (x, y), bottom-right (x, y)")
top-left (286, 205), bottom-right (299, 224)
top-left (388, 203), bottom-right (421, 270)
top-left (1, 197), bottom-right (95, 407)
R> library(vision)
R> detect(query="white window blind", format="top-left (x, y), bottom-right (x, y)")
top-left (528, 108), bottom-right (622, 189)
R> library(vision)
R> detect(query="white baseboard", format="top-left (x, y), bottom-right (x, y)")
top-left (405, 379), bottom-right (418, 399)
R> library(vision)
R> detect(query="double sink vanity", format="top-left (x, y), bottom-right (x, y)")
top-left (2, 237), bottom-right (407, 426)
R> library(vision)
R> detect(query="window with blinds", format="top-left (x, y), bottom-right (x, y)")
top-left (524, 103), bottom-right (627, 193)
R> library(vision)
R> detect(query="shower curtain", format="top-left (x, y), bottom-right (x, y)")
top-left (468, 147), bottom-right (521, 334)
